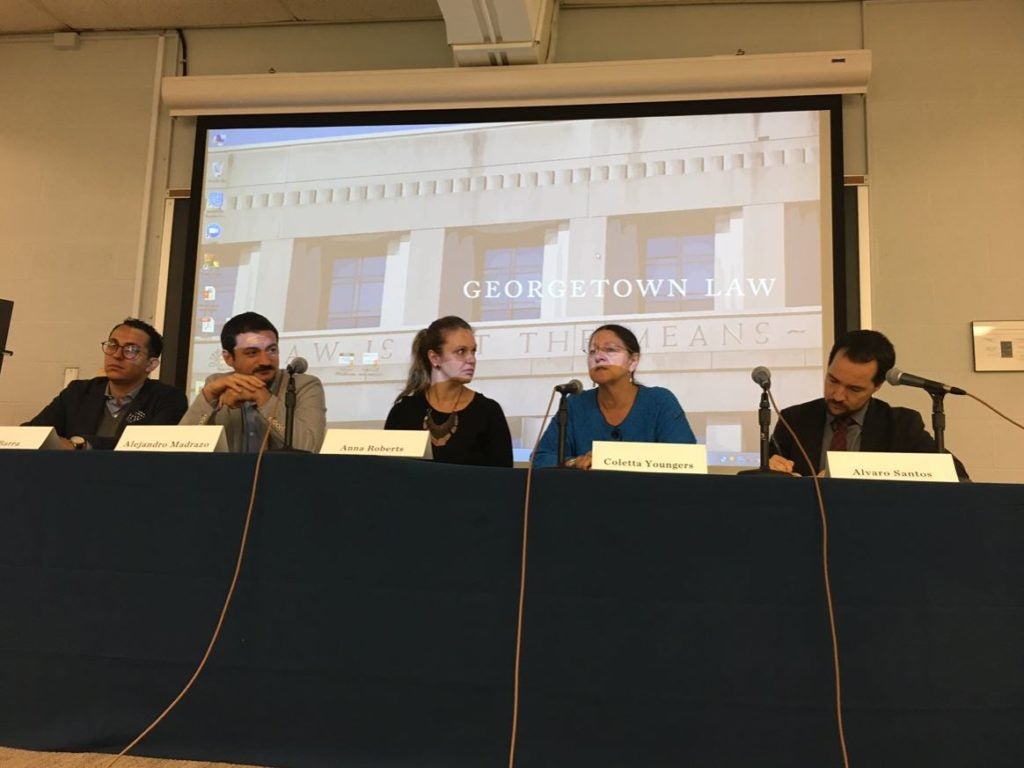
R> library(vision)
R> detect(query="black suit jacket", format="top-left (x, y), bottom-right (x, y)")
top-left (771, 397), bottom-right (969, 480)
top-left (23, 376), bottom-right (188, 449)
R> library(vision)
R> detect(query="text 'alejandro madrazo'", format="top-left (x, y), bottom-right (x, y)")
top-left (122, 440), bottom-right (212, 449)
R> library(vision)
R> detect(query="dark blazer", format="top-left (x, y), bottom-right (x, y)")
top-left (771, 397), bottom-right (969, 480)
top-left (23, 376), bottom-right (188, 449)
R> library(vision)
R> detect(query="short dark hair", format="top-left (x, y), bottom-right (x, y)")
top-left (220, 312), bottom-right (278, 353)
top-left (828, 329), bottom-right (895, 385)
top-left (110, 318), bottom-right (163, 358)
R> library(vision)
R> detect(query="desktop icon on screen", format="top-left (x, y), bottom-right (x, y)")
top-left (206, 191), bottom-right (224, 211)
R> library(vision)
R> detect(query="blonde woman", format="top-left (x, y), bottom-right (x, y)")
top-left (385, 316), bottom-right (512, 467)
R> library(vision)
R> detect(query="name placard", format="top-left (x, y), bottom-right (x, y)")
top-left (592, 440), bottom-right (707, 475)
top-left (320, 429), bottom-right (433, 459)
top-left (0, 426), bottom-right (65, 450)
top-left (826, 451), bottom-right (958, 482)
top-left (115, 425), bottom-right (228, 453)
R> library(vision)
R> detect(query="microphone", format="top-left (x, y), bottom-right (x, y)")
top-left (282, 358), bottom-right (308, 451)
top-left (738, 365), bottom-right (780, 476)
top-left (286, 357), bottom-right (308, 375)
top-left (554, 379), bottom-right (583, 395)
top-left (885, 367), bottom-right (966, 396)
top-left (553, 379), bottom-right (582, 464)
top-left (751, 366), bottom-right (771, 390)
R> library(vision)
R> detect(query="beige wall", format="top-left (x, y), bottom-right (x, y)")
top-left (0, 33), bottom-right (165, 422)
top-left (0, 0), bottom-right (1021, 481)
top-left (863, 0), bottom-right (1024, 483)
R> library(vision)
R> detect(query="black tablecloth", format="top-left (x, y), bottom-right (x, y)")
top-left (1, 451), bottom-right (1022, 767)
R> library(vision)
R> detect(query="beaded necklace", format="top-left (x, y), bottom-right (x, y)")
top-left (424, 385), bottom-right (464, 446)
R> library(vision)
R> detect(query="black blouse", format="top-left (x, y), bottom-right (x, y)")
top-left (384, 390), bottom-right (513, 467)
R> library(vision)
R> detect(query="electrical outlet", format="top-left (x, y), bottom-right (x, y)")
top-left (63, 367), bottom-right (79, 387)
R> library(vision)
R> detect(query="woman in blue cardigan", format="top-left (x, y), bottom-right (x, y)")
top-left (532, 324), bottom-right (696, 469)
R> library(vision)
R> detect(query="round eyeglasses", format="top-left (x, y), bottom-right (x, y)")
top-left (101, 340), bottom-right (146, 360)
top-left (586, 345), bottom-right (629, 357)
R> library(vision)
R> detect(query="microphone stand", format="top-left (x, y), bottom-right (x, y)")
top-left (929, 391), bottom-right (946, 453)
top-left (739, 386), bottom-right (788, 476)
top-left (556, 391), bottom-right (571, 466)
top-left (271, 368), bottom-right (310, 453)
top-left (284, 371), bottom-right (298, 450)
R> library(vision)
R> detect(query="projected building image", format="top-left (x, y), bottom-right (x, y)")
top-left (191, 112), bottom-right (831, 464)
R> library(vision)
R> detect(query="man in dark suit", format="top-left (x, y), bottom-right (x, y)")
top-left (23, 318), bottom-right (187, 450)
top-left (768, 329), bottom-right (969, 479)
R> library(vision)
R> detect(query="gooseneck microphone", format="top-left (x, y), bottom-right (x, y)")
top-left (287, 357), bottom-right (309, 375)
top-left (554, 379), bottom-right (583, 395)
top-left (885, 368), bottom-right (966, 396)
top-left (751, 366), bottom-right (771, 390)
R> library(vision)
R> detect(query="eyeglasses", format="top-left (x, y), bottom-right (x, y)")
top-left (101, 340), bottom-right (146, 360)
top-left (586, 345), bottom-right (629, 357)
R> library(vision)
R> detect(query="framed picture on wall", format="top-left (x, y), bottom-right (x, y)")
top-left (972, 320), bottom-right (1024, 371)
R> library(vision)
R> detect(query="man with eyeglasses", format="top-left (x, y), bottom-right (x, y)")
top-left (179, 311), bottom-right (326, 452)
top-left (22, 318), bottom-right (188, 450)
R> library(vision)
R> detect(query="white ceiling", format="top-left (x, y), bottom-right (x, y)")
top-left (2, 0), bottom-right (840, 36)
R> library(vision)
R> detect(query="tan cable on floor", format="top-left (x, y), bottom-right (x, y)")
top-left (507, 389), bottom-right (558, 768)
top-left (102, 399), bottom-right (281, 768)
top-left (768, 390), bottom-right (850, 768)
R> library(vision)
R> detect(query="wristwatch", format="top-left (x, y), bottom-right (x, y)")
top-left (69, 436), bottom-right (87, 451)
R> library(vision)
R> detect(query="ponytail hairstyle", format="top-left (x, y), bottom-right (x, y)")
top-left (396, 316), bottom-right (474, 401)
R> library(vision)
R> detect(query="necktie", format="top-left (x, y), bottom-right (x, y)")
top-left (242, 402), bottom-right (262, 453)
top-left (829, 414), bottom-right (852, 451)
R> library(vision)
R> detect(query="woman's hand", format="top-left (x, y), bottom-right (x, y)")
top-left (564, 451), bottom-right (593, 470)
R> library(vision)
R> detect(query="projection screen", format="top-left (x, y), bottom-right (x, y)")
top-left (184, 97), bottom-right (843, 465)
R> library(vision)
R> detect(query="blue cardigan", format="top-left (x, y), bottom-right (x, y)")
top-left (532, 385), bottom-right (696, 467)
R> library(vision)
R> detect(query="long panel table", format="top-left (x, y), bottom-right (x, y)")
top-left (1, 451), bottom-right (1022, 767)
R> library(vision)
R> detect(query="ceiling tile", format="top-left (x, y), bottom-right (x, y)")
top-left (0, 0), bottom-right (845, 37)
top-left (1, 0), bottom-right (69, 34)
top-left (45, 0), bottom-right (294, 29)
top-left (280, 0), bottom-right (442, 23)
top-left (0, 0), bottom-right (444, 35)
